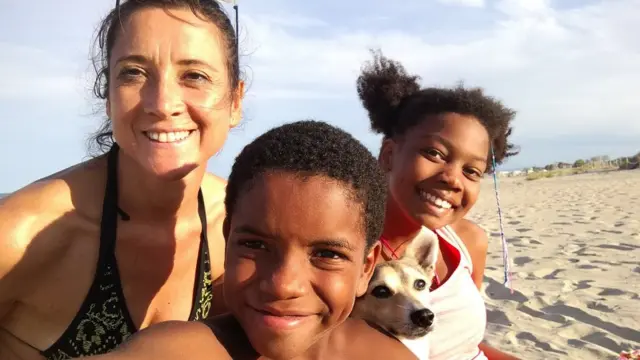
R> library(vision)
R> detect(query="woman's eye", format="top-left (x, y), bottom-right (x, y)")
top-left (183, 71), bottom-right (209, 83)
top-left (118, 67), bottom-right (144, 79)
top-left (240, 240), bottom-right (266, 250)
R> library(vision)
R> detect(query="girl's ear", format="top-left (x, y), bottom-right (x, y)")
top-left (379, 138), bottom-right (396, 173)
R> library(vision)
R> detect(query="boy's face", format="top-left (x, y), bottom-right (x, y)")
top-left (223, 172), bottom-right (379, 359)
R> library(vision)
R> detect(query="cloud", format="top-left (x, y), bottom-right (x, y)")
top-left (238, 0), bottom-right (640, 139)
top-left (437, 0), bottom-right (486, 7)
top-left (0, 42), bottom-right (90, 103)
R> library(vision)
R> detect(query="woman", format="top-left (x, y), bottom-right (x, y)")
top-left (0, 1), bottom-right (243, 359)
top-left (79, 120), bottom-right (417, 360)
top-left (356, 50), bottom-right (520, 360)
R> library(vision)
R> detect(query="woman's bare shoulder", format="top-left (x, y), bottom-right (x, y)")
top-left (0, 158), bottom-right (105, 295)
top-left (85, 321), bottom-right (231, 360)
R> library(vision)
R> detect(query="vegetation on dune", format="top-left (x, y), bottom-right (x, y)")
top-left (524, 153), bottom-right (639, 181)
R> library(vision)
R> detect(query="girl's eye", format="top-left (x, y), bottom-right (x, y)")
top-left (464, 167), bottom-right (483, 179)
top-left (313, 249), bottom-right (345, 260)
top-left (240, 240), bottom-right (266, 250)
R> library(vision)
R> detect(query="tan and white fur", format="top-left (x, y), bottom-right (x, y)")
top-left (352, 228), bottom-right (439, 360)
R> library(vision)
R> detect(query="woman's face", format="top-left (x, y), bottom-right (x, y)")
top-left (223, 172), bottom-right (379, 359)
top-left (107, 7), bottom-right (242, 179)
top-left (382, 113), bottom-right (490, 230)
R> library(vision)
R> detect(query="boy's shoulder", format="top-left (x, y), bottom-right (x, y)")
top-left (203, 314), bottom-right (259, 359)
top-left (331, 318), bottom-right (418, 359)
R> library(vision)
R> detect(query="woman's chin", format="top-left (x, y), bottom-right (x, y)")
top-left (145, 161), bottom-right (201, 181)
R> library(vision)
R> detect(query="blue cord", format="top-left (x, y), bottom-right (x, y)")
top-left (490, 146), bottom-right (513, 293)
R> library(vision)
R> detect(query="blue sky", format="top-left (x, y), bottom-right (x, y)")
top-left (1, 0), bottom-right (639, 192)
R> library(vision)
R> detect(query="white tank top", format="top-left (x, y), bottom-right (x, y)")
top-left (426, 225), bottom-right (488, 360)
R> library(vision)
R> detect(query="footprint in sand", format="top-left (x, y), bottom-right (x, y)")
top-left (530, 268), bottom-right (564, 280)
top-left (598, 288), bottom-right (626, 296)
top-left (514, 256), bottom-right (534, 266)
top-left (577, 264), bottom-right (600, 270)
top-left (597, 244), bottom-right (638, 251)
top-left (516, 332), bottom-right (568, 355)
top-left (602, 229), bottom-right (624, 234)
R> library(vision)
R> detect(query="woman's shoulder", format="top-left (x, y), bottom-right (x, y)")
top-left (201, 172), bottom-right (227, 218)
top-left (87, 320), bottom-right (232, 360)
top-left (0, 158), bottom-right (105, 284)
top-left (333, 319), bottom-right (418, 359)
top-left (2, 156), bottom-right (105, 233)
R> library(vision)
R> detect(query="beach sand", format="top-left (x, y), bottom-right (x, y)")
top-left (468, 169), bottom-right (640, 360)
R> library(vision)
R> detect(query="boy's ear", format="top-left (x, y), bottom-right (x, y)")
top-left (356, 242), bottom-right (381, 297)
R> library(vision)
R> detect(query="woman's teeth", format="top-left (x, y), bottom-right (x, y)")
top-left (420, 191), bottom-right (453, 209)
top-left (145, 130), bottom-right (192, 143)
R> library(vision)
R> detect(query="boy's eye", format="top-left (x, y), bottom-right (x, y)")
top-left (422, 148), bottom-right (444, 160)
top-left (240, 240), bottom-right (266, 250)
top-left (313, 249), bottom-right (345, 260)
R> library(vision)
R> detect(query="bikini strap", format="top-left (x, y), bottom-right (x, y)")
top-left (100, 143), bottom-right (120, 257)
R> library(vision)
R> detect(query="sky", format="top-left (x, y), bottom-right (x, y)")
top-left (1, 0), bottom-right (639, 192)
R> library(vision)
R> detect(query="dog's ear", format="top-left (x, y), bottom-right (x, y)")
top-left (403, 228), bottom-right (439, 272)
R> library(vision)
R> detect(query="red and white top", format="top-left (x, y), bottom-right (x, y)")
top-left (428, 225), bottom-right (488, 360)
top-left (380, 226), bottom-right (488, 360)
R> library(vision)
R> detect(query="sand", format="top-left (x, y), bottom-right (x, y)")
top-left (468, 169), bottom-right (640, 360)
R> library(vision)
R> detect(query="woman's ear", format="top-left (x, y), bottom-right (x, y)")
top-left (229, 80), bottom-right (245, 128)
top-left (222, 216), bottom-right (230, 242)
top-left (378, 138), bottom-right (395, 173)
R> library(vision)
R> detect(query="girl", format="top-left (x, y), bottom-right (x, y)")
top-left (84, 120), bottom-right (417, 360)
top-left (356, 50), bottom-right (520, 360)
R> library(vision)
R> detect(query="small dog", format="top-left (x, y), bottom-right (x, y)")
top-left (352, 228), bottom-right (439, 359)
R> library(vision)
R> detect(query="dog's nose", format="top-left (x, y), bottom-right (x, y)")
top-left (410, 309), bottom-right (435, 328)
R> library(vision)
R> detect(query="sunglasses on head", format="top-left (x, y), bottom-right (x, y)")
top-left (114, 0), bottom-right (239, 49)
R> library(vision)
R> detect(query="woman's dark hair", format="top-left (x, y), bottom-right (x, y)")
top-left (357, 49), bottom-right (519, 172)
top-left (225, 120), bottom-right (387, 250)
top-left (88, 0), bottom-right (240, 155)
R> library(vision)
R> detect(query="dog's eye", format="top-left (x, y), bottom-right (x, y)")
top-left (414, 279), bottom-right (427, 291)
top-left (371, 285), bottom-right (393, 299)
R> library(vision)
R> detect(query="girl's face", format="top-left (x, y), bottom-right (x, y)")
top-left (223, 172), bottom-right (379, 359)
top-left (381, 113), bottom-right (490, 230)
top-left (107, 7), bottom-right (242, 180)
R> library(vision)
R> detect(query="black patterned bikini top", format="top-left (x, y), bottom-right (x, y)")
top-left (41, 144), bottom-right (213, 360)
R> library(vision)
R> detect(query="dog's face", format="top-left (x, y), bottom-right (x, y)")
top-left (352, 229), bottom-right (439, 339)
